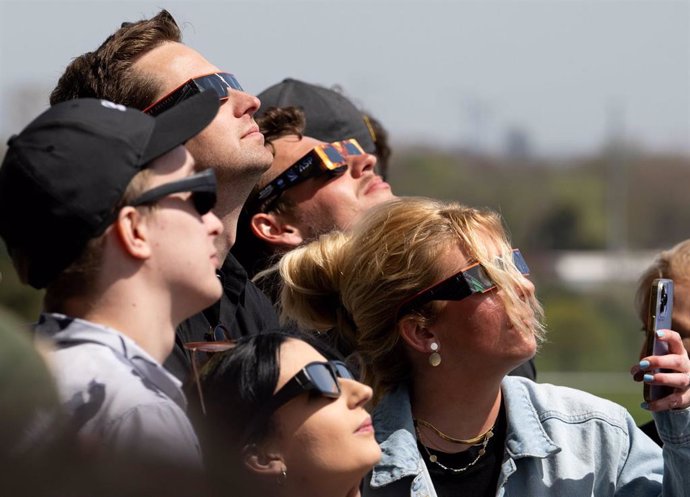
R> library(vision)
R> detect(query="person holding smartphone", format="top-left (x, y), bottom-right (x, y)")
top-left (277, 197), bottom-right (690, 497)
top-left (633, 239), bottom-right (690, 445)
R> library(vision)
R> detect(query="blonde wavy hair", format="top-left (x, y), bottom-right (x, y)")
top-left (278, 197), bottom-right (545, 401)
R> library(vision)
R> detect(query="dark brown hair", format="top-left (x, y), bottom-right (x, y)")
top-left (363, 113), bottom-right (392, 180)
top-left (256, 106), bottom-right (306, 153)
top-left (49, 10), bottom-right (181, 109)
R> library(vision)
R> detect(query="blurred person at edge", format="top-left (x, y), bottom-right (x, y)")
top-left (0, 92), bottom-right (222, 469)
top-left (194, 332), bottom-right (381, 497)
top-left (634, 239), bottom-right (690, 446)
top-left (49, 10), bottom-right (280, 384)
top-left (277, 197), bottom-right (690, 497)
top-left (0, 304), bottom-right (66, 496)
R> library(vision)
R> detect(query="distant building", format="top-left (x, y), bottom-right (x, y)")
top-left (553, 250), bottom-right (659, 288)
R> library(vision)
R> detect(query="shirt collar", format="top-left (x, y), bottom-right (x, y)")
top-left (36, 313), bottom-right (187, 409)
top-left (369, 384), bottom-right (426, 487)
top-left (501, 376), bottom-right (561, 458)
top-left (220, 253), bottom-right (248, 301)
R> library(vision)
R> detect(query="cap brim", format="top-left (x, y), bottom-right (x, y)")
top-left (142, 90), bottom-right (220, 165)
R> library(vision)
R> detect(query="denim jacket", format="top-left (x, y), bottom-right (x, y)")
top-left (364, 376), bottom-right (690, 497)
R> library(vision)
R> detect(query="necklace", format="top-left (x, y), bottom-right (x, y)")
top-left (414, 418), bottom-right (494, 446)
top-left (415, 424), bottom-right (494, 474)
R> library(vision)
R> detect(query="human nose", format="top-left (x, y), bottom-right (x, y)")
top-left (228, 89), bottom-right (261, 117)
top-left (348, 153), bottom-right (377, 178)
top-left (343, 378), bottom-right (373, 409)
top-left (204, 211), bottom-right (224, 237)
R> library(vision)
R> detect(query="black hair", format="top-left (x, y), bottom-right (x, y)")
top-left (199, 333), bottom-right (287, 448)
top-left (192, 331), bottom-right (343, 491)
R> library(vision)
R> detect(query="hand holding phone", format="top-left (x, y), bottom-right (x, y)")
top-left (642, 278), bottom-right (674, 402)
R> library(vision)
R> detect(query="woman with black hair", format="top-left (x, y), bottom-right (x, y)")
top-left (195, 333), bottom-right (381, 497)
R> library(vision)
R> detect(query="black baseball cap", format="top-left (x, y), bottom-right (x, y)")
top-left (256, 78), bottom-right (376, 154)
top-left (0, 90), bottom-right (219, 289)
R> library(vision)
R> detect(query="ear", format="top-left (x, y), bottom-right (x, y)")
top-left (398, 316), bottom-right (438, 355)
top-left (250, 212), bottom-right (304, 249)
top-left (242, 443), bottom-right (286, 477)
top-left (114, 206), bottom-right (152, 260)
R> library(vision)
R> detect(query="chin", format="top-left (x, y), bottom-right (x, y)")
top-left (355, 438), bottom-right (383, 474)
top-left (189, 283), bottom-right (223, 315)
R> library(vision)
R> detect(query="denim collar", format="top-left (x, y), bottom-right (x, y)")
top-left (369, 377), bottom-right (561, 488)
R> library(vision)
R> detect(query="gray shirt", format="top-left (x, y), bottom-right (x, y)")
top-left (35, 313), bottom-right (202, 467)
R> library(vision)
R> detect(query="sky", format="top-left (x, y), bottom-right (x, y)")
top-left (0, 0), bottom-right (688, 157)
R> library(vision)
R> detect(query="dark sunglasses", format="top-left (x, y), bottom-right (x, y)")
top-left (396, 249), bottom-right (529, 319)
top-left (144, 72), bottom-right (243, 116)
top-left (254, 138), bottom-right (366, 212)
top-left (262, 360), bottom-right (354, 417)
top-left (129, 168), bottom-right (217, 216)
top-left (184, 338), bottom-right (237, 416)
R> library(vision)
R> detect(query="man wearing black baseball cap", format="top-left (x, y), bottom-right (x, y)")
top-left (232, 106), bottom-right (394, 284)
top-left (0, 90), bottom-right (222, 466)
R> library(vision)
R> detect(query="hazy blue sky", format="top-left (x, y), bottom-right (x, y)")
top-left (1, 0), bottom-right (688, 156)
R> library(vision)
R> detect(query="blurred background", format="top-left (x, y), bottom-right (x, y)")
top-left (1, 0), bottom-right (689, 425)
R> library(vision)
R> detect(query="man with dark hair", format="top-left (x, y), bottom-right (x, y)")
top-left (50, 10), bottom-right (280, 382)
top-left (231, 106), bottom-right (394, 281)
top-left (0, 91), bottom-right (222, 465)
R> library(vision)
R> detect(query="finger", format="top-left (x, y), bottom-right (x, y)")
top-left (649, 355), bottom-right (690, 375)
top-left (653, 329), bottom-right (687, 357)
top-left (630, 364), bottom-right (644, 382)
top-left (644, 370), bottom-right (690, 390)
top-left (644, 392), bottom-right (690, 412)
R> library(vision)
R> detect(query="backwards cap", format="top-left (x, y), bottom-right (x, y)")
top-left (256, 78), bottom-right (376, 154)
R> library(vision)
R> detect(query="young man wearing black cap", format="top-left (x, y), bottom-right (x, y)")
top-left (232, 106), bottom-right (395, 285)
top-left (49, 10), bottom-right (280, 383)
top-left (0, 91), bottom-right (222, 465)
top-left (231, 79), bottom-right (395, 280)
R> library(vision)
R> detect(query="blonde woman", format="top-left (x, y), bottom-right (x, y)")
top-left (278, 197), bottom-right (690, 497)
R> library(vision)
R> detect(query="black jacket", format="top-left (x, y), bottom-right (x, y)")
top-left (164, 254), bottom-right (281, 383)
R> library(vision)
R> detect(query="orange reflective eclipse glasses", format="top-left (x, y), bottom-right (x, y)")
top-left (254, 138), bottom-right (365, 212)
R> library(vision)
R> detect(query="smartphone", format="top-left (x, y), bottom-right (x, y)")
top-left (643, 278), bottom-right (674, 402)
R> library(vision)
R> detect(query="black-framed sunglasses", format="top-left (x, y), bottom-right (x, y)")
top-left (254, 138), bottom-right (365, 212)
top-left (261, 360), bottom-right (354, 417)
top-left (128, 168), bottom-right (217, 216)
top-left (396, 249), bottom-right (530, 319)
top-left (183, 339), bottom-right (236, 416)
top-left (144, 72), bottom-right (243, 116)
